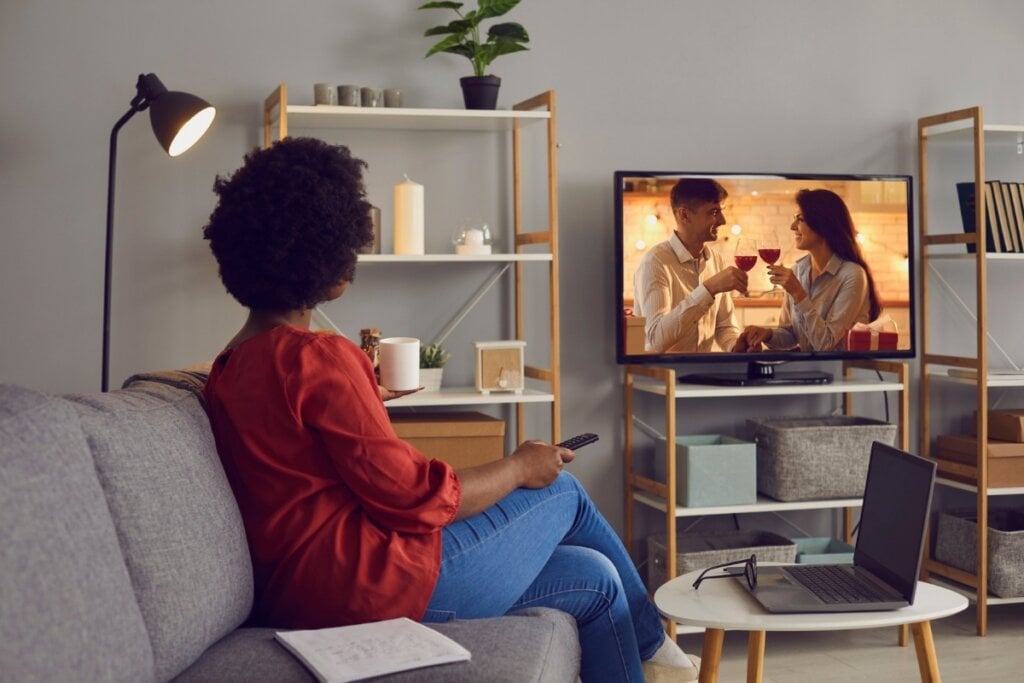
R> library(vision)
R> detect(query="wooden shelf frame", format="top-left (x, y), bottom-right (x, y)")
top-left (623, 361), bottom-right (909, 636)
top-left (262, 84), bottom-right (561, 443)
top-left (917, 105), bottom-right (1024, 636)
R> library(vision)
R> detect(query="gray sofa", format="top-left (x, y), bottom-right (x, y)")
top-left (0, 372), bottom-right (580, 682)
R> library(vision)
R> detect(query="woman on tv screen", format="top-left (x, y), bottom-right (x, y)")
top-left (735, 188), bottom-right (882, 352)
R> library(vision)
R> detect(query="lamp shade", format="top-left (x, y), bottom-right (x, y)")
top-left (149, 90), bottom-right (216, 157)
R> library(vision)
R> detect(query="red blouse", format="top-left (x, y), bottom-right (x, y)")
top-left (203, 326), bottom-right (460, 628)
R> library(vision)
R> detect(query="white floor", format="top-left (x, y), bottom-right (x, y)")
top-left (675, 602), bottom-right (1024, 682)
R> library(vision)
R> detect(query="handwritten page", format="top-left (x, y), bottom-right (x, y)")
top-left (275, 617), bottom-right (471, 682)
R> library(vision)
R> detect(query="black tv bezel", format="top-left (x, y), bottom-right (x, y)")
top-left (614, 170), bottom-right (916, 366)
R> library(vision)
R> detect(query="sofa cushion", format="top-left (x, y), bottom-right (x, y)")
top-left (173, 607), bottom-right (580, 682)
top-left (65, 380), bottom-right (253, 682)
top-left (0, 384), bottom-right (155, 682)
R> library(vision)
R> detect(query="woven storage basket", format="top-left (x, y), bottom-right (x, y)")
top-left (646, 529), bottom-right (796, 590)
top-left (934, 509), bottom-right (1024, 598)
top-left (747, 416), bottom-right (897, 501)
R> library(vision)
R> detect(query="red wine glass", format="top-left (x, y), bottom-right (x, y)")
top-left (758, 235), bottom-right (781, 291)
top-left (734, 237), bottom-right (757, 296)
top-left (734, 237), bottom-right (758, 272)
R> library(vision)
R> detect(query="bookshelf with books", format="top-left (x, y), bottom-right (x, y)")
top-left (956, 180), bottom-right (1024, 253)
top-left (918, 106), bottom-right (1024, 637)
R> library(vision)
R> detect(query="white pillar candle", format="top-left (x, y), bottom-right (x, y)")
top-left (393, 175), bottom-right (424, 255)
top-left (463, 228), bottom-right (485, 246)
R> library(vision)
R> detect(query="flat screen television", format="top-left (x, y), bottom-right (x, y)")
top-left (614, 171), bottom-right (915, 385)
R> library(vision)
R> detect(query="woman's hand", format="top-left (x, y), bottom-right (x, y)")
top-left (767, 265), bottom-right (807, 303)
top-left (379, 386), bottom-right (422, 401)
top-left (508, 440), bottom-right (573, 489)
top-left (734, 325), bottom-right (771, 351)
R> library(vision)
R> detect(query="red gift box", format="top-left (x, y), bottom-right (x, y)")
top-left (846, 329), bottom-right (898, 351)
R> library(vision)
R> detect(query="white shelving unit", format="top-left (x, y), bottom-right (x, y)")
top-left (263, 84), bottom-right (562, 444)
top-left (918, 106), bottom-right (1024, 636)
top-left (358, 254), bottom-right (552, 263)
top-left (623, 361), bottom-right (909, 635)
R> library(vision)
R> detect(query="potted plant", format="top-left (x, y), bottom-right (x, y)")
top-left (419, 342), bottom-right (451, 393)
top-left (418, 0), bottom-right (530, 110)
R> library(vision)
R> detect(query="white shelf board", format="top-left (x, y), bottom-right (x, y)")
top-left (924, 119), bottom-right (1024, 142)
top-left (929, 252), bottom-right (1024, 261)
top-left (926, 575), bottom-right (1024, 606)
top-left (633, 491), bottom-right (862, 517)
top-left (279, 104), bottom-right (550, 132)
top-left (928, 371), bottom-right (1024, 388)
top-left (358, 253), bottom-right (551, 263)
top-left (386, 387), bottom-right (554, 408)
top-left (632, 376), bottom-right (903, 399)
top-left (935, 477), bottom-right (1024, 497)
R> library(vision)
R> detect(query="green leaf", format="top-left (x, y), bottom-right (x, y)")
top-left (424, 25), bottom-right (456, 37)
top-left (487, 21), bottom-right (528, 43)
top-left (424, 18), bottom-right (472, 37)
top-left (477, 0), bottom-right (520, 20)
top-left (425, 33), bottom-right (471, 58)
top-left (418, 1), bottom-right (463, 11)
top-left (488, 39), bottom-right (529, 59)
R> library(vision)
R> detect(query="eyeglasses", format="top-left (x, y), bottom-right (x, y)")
top-left (692, 554), bottom-right (757, 591)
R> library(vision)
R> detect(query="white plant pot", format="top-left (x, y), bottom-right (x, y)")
top-left (420, 367), bottom-right (444, 393)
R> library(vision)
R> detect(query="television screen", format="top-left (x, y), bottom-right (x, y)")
top-left (615, 171), bottom-right (915, 375)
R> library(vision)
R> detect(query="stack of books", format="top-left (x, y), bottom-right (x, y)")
top-left (957, 181), bottom-right (1024, 253)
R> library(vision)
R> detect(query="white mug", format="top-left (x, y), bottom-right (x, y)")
top-left (379, 337), bottom-right (420, 390)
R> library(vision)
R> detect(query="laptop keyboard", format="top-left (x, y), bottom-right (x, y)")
top-left (785, 565), bottom-right (893, 604)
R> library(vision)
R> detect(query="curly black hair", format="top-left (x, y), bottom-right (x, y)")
top-left (203, 137), bottom-right (374, 310)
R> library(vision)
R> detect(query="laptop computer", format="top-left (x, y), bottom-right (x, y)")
top-left (739, 441), bottom-right (936, 613)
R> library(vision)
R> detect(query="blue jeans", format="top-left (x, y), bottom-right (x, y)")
top-left (423, 472), bottom-right (664, 682)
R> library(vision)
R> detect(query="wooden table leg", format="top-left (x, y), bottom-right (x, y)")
top-left (898, 623), bottom-right (909, 646)
top-left (699, 628), bottom-right (725, 683)
top-left (911, 620), bottom-right (940, 683)
top-left (746, 631), bottom-right (766, 683)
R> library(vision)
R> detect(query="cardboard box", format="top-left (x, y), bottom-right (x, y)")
top-left (973, 409), bottom-right (1024, 443)
top-left (391, 411), bottom-right (505, 469)
top-left (933, 433), bottom-right (1024, 487)
top-left (846, 329), bottom-right (898, 351)
top-left (654, 434), bottom-right (756, 507)
top-left (625, 315), bottom-right (646, 355)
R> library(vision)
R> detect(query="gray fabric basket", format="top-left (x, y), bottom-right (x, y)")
top-left (934, 509), bottom-right (1024, 598)
top-left (646, 529), bottom-right (796, 590)
top-left (747, 416), bottom-right (898, 501)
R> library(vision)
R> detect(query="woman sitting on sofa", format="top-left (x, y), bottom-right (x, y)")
top-left (201, 137), bottom-right (699, 682)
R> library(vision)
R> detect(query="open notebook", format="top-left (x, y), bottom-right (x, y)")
top-left (276, 617), bottom-right (470, 682)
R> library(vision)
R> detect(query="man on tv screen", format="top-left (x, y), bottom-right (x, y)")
top-left (632, 178), bottom-right (748, 353)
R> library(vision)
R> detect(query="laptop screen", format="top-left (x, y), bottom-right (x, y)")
top-left (853, 442), bottom-right (937, 602)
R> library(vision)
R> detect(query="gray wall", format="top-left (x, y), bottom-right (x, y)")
top-left (3, 1), bottom-right (1024, 537)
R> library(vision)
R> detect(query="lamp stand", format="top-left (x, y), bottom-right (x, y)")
top-left (102, 102), bottom-right (146, 392)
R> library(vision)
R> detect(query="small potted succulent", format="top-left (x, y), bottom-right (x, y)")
top-left (419, 342), bottom-right (451, 393)
top-left (418, 0), bottom-right (530, 110)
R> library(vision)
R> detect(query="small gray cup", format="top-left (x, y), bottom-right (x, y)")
top-left (313, 83), bottom-right (337, 105)
top-left (338, 85), bottom-right (361, 106)
top-left (361, 87), bottom-right (383, 107)
top-left (384, 88), bottom-right (403, 108)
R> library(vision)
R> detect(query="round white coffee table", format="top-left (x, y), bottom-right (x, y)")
top-left (654, 566), bottom-right (968, 683)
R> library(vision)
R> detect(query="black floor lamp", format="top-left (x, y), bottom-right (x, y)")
top-left (103, 73), bottom-right (215, 391)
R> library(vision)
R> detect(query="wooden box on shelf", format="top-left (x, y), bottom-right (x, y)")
top-left (933, 434), bottom-right (1024, 487)
top-left (976, 409), bottom-right (1024, 443)
top-left (391, 411), bottom-right (505, 469)
top-left (474, 341), bottom-right (526, 395)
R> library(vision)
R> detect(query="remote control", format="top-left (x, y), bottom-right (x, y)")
top-left (557, 433), bottom-right (599, 450)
